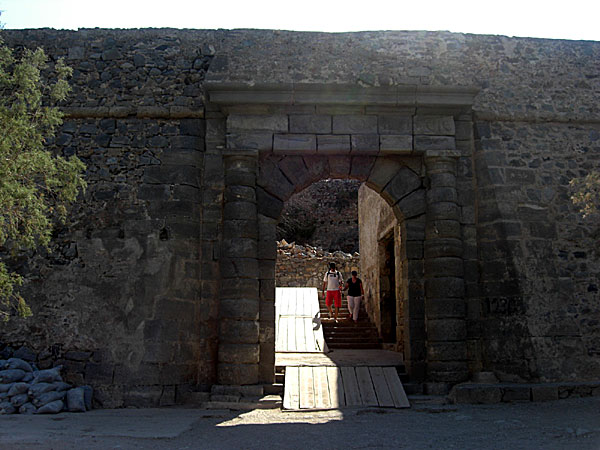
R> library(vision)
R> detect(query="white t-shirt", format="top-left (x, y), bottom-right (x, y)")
top-left (323, 270), bottom-right (343, 291)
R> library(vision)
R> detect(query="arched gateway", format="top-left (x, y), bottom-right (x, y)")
top-left (204, 83), bottom-right (479, 390)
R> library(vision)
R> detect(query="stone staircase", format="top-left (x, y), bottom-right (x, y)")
top-left (201, 384), bottom-right (282, 410)
top-left (320, 298), bottom-right (383, 350)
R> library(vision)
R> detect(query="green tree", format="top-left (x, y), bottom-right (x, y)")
top-left (570, 171), bottom-right (600, 218)
top-left (0, 36), bottom-right (86, 320)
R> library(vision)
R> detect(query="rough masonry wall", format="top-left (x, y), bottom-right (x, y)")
top-left (276, 241), bottom-right (359, 289)
top-left (278, 179), bottom-right (360, 253)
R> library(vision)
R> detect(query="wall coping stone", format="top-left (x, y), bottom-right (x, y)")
top-left (205, 83), bottom-right (479, 111)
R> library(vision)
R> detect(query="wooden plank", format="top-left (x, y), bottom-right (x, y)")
top-left (369, 367), bottom-right (395, 407)
top-left (355, 366), bottom-right (378, 406)
top-left (299, 366), bottom-right (315, 409)
top-left (296, 317), bottom-right (306, 352)
top-left (340, 366), bottom-right (362, 406)
top-left (287, 315), bottom-right (296, 352)
top-left (313, 366), bottom-right (331, 409)
top-left (283, 366), bottom-right (300, 410)
top-left (326, 366), bottom-right (345, 408)
top-left (382, 366), bottom-right (410, 408)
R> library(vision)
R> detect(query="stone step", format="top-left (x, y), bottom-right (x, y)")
top-left (326, 342), bottom-right (383, 349)
top-left (203, 394), bottom-right (283, 410)
top-left (264, 383), bottom-right (284, 395)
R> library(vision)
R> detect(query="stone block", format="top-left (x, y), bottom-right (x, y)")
top-left (379, 135), bottom-right (413, 154)
top-left (143, 165), bottom-right (200, 187)
top-left (225, 170), bottom-right (256, 188)
top-left (427, 341), bottom-right (467, 361)
top-left (415, 136), bottom-right (456, 151)
top-left (218, 344), bottom-right (260, 364)
top-left (219, 319), bottom-right (260, 344)
top-left (64, 351), bottom-right (93, 362)
top-left (414, 116), bottom-right (455, 136)
top-left (289, 115), bottom-right (331, 133)
top-left (217, 363), bottom-right (259, 385)
top-left (279, 156), bottom-right (312, 190)
top-left (502, 385), bottom-right (531, 402)
top-left (333, 115), bottom-right (377, 134)
top-left (531, 384), bottom-right (559, 402)
top-left (393, 189), bottom-right (426, 219)
top-left (221, 257), bottom-right (259, 278)
top-left (427, 202), bottom-right (460, 221)
top-left (259, 278), bottom-right (276, 301)
top-left (257, 159), bottom-right (295, 201)
top-left (224, 220), bottom-right (259, 240)
top-left (222, 238), bottom-right (258, 259)
top-left (426, 219), bottom-right (461, 240)
top-left (378, 115), bottom-right (412, 134)
top-left (259, 260), bottom-right (276, 279)
top-left (221, 278), bottom-right (259, 300)
top-left (227, 115), bottom-right (288, 132)
top-left (273, 134), bottom-right (316, 153)
top-left (123, 386), bottom-right (163, 408)
top-left (171, 135), bottom-right (203, 150)
top-left (366, 157), bottom-right (405, 193)
top-left (302, 155), bottom-right (330, 181)
top-left (350, 156), bottom-right (377, 181)
top-left (84, 362), bottom-right (114, 385)
top-left (429, 172), bottom-right (456, 188)
top-left (317, 135), bottom-right (351, 153)
top-left (381, 167), bottom-right (421, 205)
top-left (259, 299), bottom-right (276, 321)
top-left (427, 361), bottom-right (469, 383)
top-left (425, 277), bottom-right (465, 298)
top-left (219, 298), bottom-right (259, 321)
top-left (426, 319), bottom-right (467, 341)
top-left (224, 201), bottom-right (257, 221)
top-left (258, 240), bottom-right (277, 260)
top-left (427, 187), bottom-right (458, 204)
top-left (424, 257), bottom-right (464, 277)
top-left (351, 134), bottom-right (379, 153)
top-left (426, 297), bottom-right (466, 319)
top-left (328, 156), bottom-right (351, 177)
top-left (227, 132), bottom-right (273, 151)
top-left (256, 188), bottom-right (284, 220)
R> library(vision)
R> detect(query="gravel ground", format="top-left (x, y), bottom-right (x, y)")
top-left (1, 397), bottom-right (598, 449)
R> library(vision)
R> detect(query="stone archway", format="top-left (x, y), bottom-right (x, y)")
top-left (205, 83), bottom-right (478, 390)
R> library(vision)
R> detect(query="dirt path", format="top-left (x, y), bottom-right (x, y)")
top-left (1, 397), bottom-right (598, 449)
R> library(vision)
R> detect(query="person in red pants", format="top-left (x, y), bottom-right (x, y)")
top-left (322, 262), bottom-right (343, 322)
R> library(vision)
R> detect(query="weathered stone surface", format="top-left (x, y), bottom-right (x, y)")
top-left (289, 115), bottom-right (331, 133)
top-left (217, 363), bottom-right (259, 385)
top-left (227, 132), bottom-right (273, 150)
top-left (317, 135), bottom-right (351, 153)
top-left (351, 134), bottom-right (379, 153)
top-left (381, 167), bottom-right (421, 205)
top-left (333, 115), bottom-right (377, 134)
top-left (427, 319), bottom-right (467, 341)
top-left (379, 135), bottom-right (413, 153)
top-left (219, 319), bottom-right (260, 344)
top-left (414, 116), bottom-right (455, 136)
top-left (273, 134), bottom-right (316, 153)
top-left (366, 157), bottom-right (404, 192)
top-left (415, 136), bottom-right (456, 151)
top-left (218, 344), bottom-right (260, 364)
top-left (227, 114), bottom-right (288, 132)
top-left (378, 115), bottom-right (412, 134)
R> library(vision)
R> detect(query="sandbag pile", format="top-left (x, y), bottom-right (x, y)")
top-left (0, 358), bottom-right (92, 414)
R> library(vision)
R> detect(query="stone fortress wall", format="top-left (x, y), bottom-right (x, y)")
top-left (0, 28), bottom-right (598, 406)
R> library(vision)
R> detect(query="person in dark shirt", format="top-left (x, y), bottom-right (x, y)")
top-left (343, 270), bottom-right (364, 323)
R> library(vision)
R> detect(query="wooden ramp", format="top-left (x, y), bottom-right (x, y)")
top-left (276, 287), bottom-right (409, 411)
top-left (275, 287), bottom-right (326, 353)
top-left (283, 365), bottom-right (409, 410)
